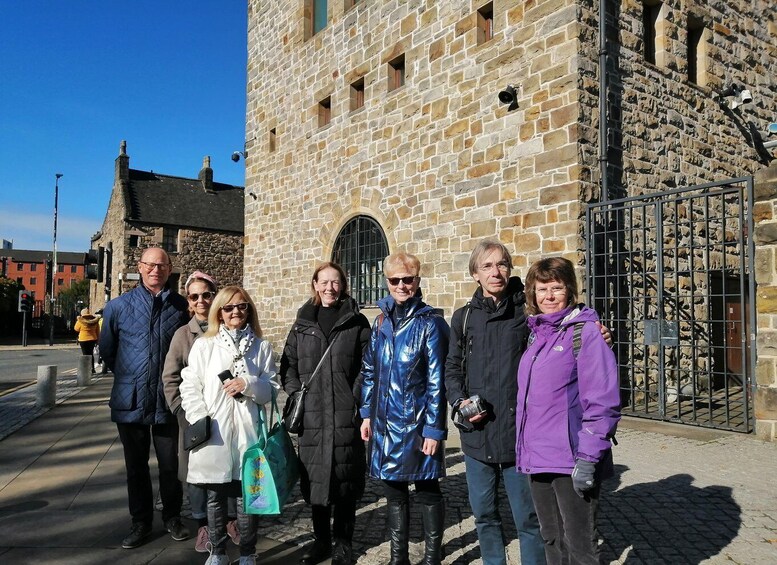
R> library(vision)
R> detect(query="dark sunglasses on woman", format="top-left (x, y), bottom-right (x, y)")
top-left (188, 291), bottom-right (215, 301)
top-left (221, 303), bottom-right (249, 313)
top-left (387, 276), bottom-right (417, 286)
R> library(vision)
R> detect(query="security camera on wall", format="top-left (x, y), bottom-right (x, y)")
top-left (231, 151), bottom-right (242, 162)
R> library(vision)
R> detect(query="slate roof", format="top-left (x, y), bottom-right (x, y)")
top-left (125, 169), bottom-right (244, 233)
top-left (1, 250), bottom-right (86, 264)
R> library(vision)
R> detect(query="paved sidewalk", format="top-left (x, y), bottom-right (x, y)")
top-left (0, 376), bottom-right (775, 564)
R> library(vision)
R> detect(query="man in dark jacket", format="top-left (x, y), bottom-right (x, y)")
top-left (445, 240), bottom-right (546, 565)
top-left (100, 247), bottom-right (190, 549)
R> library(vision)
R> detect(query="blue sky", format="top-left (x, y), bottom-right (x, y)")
top-left (0, 1), bottom-right (247, 252)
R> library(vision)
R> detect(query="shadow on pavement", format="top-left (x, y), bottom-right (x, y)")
top-left (599, 464), bottom-right (741, 564)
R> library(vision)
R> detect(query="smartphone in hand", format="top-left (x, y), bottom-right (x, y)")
top-left (217, 369), bottom-right (244, 400)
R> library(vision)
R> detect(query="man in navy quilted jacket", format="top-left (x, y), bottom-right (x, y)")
top-left (100, 247), bottom-right (190, 549)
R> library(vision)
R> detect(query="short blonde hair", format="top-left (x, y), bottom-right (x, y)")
top-left (204, 286), bottom-right (262, 337)
top-left (383, 251), bottom-right (421, 277)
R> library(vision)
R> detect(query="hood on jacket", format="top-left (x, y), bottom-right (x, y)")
top-left (527, 303), bottom-right (599, 333)
top-left (77, 315), bottom-right (101, 326)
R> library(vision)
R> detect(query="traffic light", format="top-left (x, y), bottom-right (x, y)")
top-left (18, 290), bottom-right (34, 313)
top-left (85, 246), bottom-right (104, 282)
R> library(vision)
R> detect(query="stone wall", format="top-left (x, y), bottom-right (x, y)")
top-left (244, 0), bottom-right (777, 435)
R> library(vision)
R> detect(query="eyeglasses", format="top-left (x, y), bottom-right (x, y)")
top-left (478, 261), bottom-right (510, 273)
top-left (221, 303), bottom-right (249, 313)
top-left (387, 276), bottom-right (418, 286)
top-left (188, 291), bottom-right (215, 302)
top-left (139, 261), bottom-right (170, 271)
top-left (535, 286), bottom-right (567, 297)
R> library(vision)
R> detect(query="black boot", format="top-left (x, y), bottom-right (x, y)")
top-left (387, 499), bottom-right (410, 565)
top-left (300, 505), bottom-right (332, 564)
top-left (420, 500), bottom-right (445, 565)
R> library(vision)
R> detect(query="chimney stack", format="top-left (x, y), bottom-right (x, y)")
top-left (199, 156), bottom-right (214, 192)
top-left (115, 140), bottom-right (129, 184)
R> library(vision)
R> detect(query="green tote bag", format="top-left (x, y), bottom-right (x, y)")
top-left (242, 391), bottom-right (300, 515)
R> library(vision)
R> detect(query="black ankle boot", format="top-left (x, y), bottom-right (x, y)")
top-left (420, 500), bottom-right (445, 565)
top-left (299, 538), bottom-right (331, 564)
top-left (387, 500), bottom-right (410, 565)
top-left (331, 539), bottom-right (353, 565)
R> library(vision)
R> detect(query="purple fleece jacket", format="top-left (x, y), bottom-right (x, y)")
top-left (515, 304), bottom-right (620, 475)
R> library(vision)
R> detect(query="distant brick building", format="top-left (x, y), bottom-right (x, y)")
top-left (89, 141), bottom-right (245, 309)
top-left (243, 1), bottom-right (777, 438)
top-left (1, 249), bottom-right (86, 314)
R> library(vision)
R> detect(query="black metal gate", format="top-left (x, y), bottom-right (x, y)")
top-left (586, 178), bottom-right (756, 432)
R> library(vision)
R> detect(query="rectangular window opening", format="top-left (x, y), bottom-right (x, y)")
top-left (477, 2), bottom-right (494, 45)
top-left (269, 128), bottom-right (277, 152)
top-left (345, 0), bottom-right (360, 10)
top-left (318, 97), bottom-right (332, 127)
top-left (163, 227), bottom-right (179, 253)
top-left (350, 78), bottom-right (365, 111)
top-left (687, 16), bottom-right (706, 86)
top-left (388, 54), bottom-right (406, 92)
top-left (129, 235), bottom-right (139, 248)
top-left (30, 277), bottom-right (37, 285)
top-left (305, 0), bottom-right (328, 39)
top-left (643, 2), bottom-right (661, 65)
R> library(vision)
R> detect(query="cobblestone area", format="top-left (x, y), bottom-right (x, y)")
top-left (0, 370), bottom-right (104, 441)
top-left (256, 427), bottom-right (777, 564)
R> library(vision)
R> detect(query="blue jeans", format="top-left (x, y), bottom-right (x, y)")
top-left (464, 455), bottom-right (546, 565)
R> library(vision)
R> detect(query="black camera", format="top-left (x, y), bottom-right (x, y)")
top-left (458, 394), bottom-right (486, 419)
top-left (218, 369), bottom-right (244, 400)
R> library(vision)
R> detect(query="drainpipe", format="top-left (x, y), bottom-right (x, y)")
top-left (599, 0), bottom-right (609, 201)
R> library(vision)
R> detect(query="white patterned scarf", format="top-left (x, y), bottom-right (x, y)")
top-left (218, 324), bottom-right (255, 377)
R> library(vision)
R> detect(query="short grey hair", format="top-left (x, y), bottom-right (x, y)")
top-left (468, 239), bottom-right (513, 276)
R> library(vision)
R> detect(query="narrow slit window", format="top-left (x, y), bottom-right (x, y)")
top-left (388, 55), bottom-right (405, 92)
top-left (643, 2), bottom-right (661, 65)
top-left (687, 16), bottom-right (707, 86)
top-left (269, 128), bottom-right (277, 152)
top-left (350, 78), bottom-right (365, 111)
top-left (477, 3), bottom-right (494, 45)
top-left (319, 97), bottom-right (332, 127)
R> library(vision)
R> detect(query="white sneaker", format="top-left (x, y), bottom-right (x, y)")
top-left (204, 553), bottom-right (229, 565)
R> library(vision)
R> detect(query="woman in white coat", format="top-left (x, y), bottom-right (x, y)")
top-left (180, 286), bottom-right (279, 565)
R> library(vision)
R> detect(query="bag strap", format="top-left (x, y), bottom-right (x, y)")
top-left (572, 322), bottom-right (584, 359)
top-left (459, 302), bottom-right (472, 392)
top-left (301, 331), bottom-right (340, 392)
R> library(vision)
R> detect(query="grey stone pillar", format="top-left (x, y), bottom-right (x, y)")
top-left (36, 365), bottom-right (57, 408)
top-left (77, 356), bottom-right (92, 386)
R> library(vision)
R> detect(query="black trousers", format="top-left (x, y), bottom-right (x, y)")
top-left (383, 479), bottom-right (442, 505)
top-left (311, 498), bottom-right (358, 544)
top-left (116, 421), bottom-right (182, 525)
top-left (529, 474), bottom-right (601, 565)
top-left (205, 481), bottom-right (257, 557)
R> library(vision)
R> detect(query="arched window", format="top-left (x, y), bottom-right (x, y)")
top-left (332, 215), bottom-right (389, 307)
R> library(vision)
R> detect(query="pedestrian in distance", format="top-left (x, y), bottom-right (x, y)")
top-left (360, 251), bottom-right (449, 565)
top-left (280, 261), bottom-right (370, 565)
top-left (74, 307), bottom-right (100, 374)
top-left (180, 286), bottom-right (280, 565)
top-left (516, 257), bottom-right (620, 565)
top-left (99, 246), bottom-right (191, 549)
top-left (162, 271), bottom-right (241, 553)
top-left (444, 239), bottom-right (546, 565)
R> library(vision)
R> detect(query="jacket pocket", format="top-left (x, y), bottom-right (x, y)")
top-left (109, 378), bottom-right (137, 411)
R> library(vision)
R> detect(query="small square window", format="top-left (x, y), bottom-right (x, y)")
top-left (58, 265), bottom-right (65, 273)
top-left (16, 262), bottom-right (23, 271)
top-left (70, 265), bottom-right (77, 273)
top-left (30, 263), bottom-right (37, 271)
top-left (477, 3), bottom-right (494, 45)
top-left (269, 128), bottom-right (277, 152)
top-left (388, 55), bottom-right (405, 92)
top-left (129, 235), bottom-right (139, 247)
top-left (30, 277), bottom-right (37, 285)
top-left (319, 97), bottom-right (332, 127)
top-left (57, 278), bottom-right (64, 286)
top-left (350, 78), bottom-right (365, 111)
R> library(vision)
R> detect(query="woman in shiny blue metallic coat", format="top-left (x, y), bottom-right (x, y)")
top-left (360, 252), bottom-right (449, 565)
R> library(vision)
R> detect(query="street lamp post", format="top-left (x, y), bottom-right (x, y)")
top-left (49, 173), bottom-right (63, 346)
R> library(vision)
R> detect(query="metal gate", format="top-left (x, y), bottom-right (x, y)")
top-left (586, 178), bottom-right (756, 432)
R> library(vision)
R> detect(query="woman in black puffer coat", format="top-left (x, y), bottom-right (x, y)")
top-left (280, 262), bottom-right (370, 565)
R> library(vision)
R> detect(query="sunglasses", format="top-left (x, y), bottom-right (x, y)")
top-left (187, 291), bottom-right (214, 302)
top-left (221, 303), bottom-right (249, 313)
top-left (387, 276), bottom-right (417, 286)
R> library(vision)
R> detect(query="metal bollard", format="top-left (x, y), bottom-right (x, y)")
top-left (77, 356), bottom-right (92, 386)
top-left (37, 365), bottom-right (57, 408)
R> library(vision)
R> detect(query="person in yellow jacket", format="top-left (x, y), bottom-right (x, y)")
top-left (74, 308), bottom-right (101, 374)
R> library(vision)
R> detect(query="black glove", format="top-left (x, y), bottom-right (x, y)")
top-left (571, 459), bottom-right (596, 497)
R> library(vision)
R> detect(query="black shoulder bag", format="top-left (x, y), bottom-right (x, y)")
top-left (283, 334), bottom-right (339, 434)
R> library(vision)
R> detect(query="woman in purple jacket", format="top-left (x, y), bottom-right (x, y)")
top-left (515, 257), bottom-right (620, 565)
